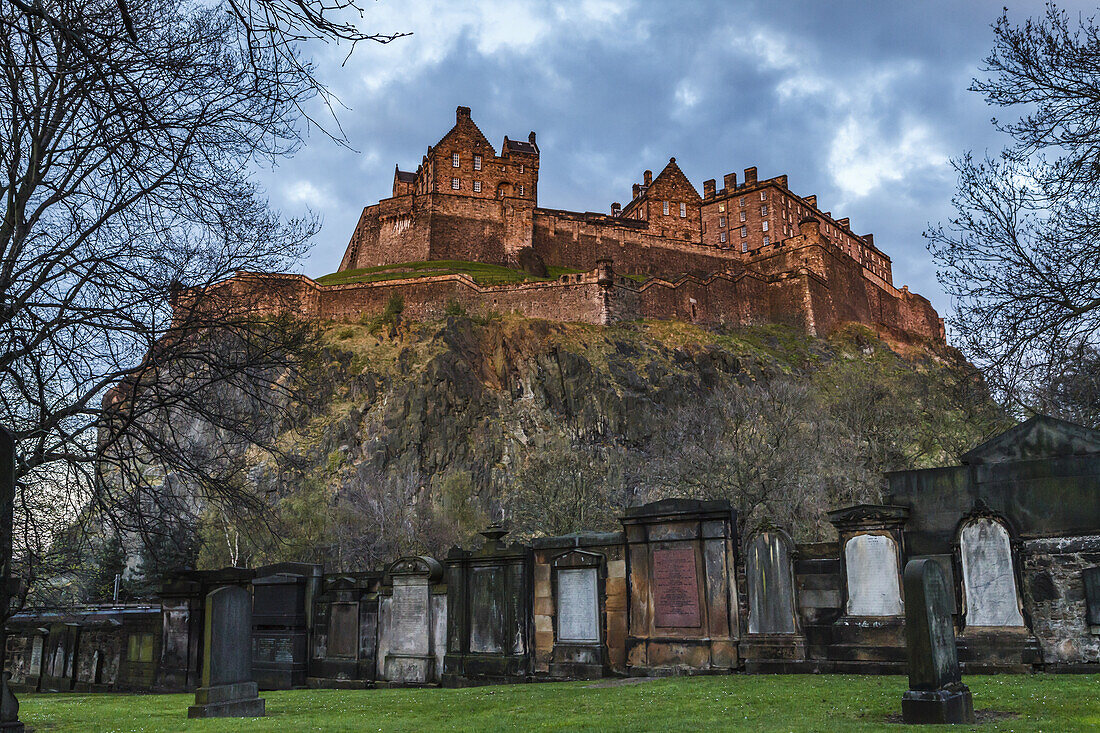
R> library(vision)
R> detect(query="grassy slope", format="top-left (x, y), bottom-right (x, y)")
top-left (19, 674), bottom-right (1098, 732)
top-left (315, 260), bottom-right (584, 286)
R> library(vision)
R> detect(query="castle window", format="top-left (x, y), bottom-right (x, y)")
top-left (518, 184), bottom-right (525, 196)
top-left (474, 155), bottom-right (482, 170)
top-left (680, 202), bottom-right (687, 217)
top-left (761, 205), bottom-right (768, 216)
top-left (519, 164), bottom-right (525, 174)
top-left (720, 231), bottom-right (727, 243)
top-left (762, 221), bottom-right (769, 232)
top-left (719, 202), bottom-right (726, 212)
top-left (741, 241), bottom-right (748, 253)
top-left (473, 180), bottom-right (482, 193)
top-left (739, 210), bottom-right (746, 222)
top-left (663, 201), bottom-right (669, 216)
top-left (739, 197), bottom-right (746, 207)
top-left (763, 235), bottom-right (769, 245)
top-left (740, 226), bottom-right (747, 238)
top-left (719, 216), bottom-right (726, 228)
top-left (451, 177), bottom-right (460, 190)
top-left (452, 153), bottom-right (460, 168)
top-left (760, 190), bottom-right (767, 201)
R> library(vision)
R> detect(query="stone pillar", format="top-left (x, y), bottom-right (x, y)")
top-left (622, 499), bottom-right (739, 675)
top-left (0, 425), bottom-right (21, 733)
top-left (442, 525), bottom-right (532, 687)
top-left (381, 556), bottom-right (444, 685)
top-left (901, 559), bottom-right (975, 724)
top-left (187, 586), bottom-right (265, 718)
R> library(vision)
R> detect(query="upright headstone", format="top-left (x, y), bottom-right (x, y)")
top-left (0, 427), bottom-right (24, 732)
top-left (187, 585), bottom-right (265, 718)
top-left (901, 559), bottom-right (974, 724)
top-left (382, 556), bottom-right (443, 685)
top-left (959, 518), bottom-right (1025, 628)
top-left (746, 530), bottom-right (798, 634)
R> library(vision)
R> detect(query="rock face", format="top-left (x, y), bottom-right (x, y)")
top-left (107, 314), bottom-right (1001, 576)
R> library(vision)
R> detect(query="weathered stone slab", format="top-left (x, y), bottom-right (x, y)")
top-left (556, 568), bottom-right (599, 643)
top-left (187, 585), bottom-right (265, 719)
top-left (844, 534), bottom-right (903, 616)
top-left (746, 531), bottom-right (798, 634)
top-left (902, 558), bottom-right (974, 724)
top-left (960, 518), bottom-right (1024, 627)
top-left (653, 547), bottom-right (700, 628)
top-left (0, 427), bottom-right (24, 733)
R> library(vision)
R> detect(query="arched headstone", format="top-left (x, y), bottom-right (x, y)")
top-left (959, 518), bottom-right (1025, 627)
top-left (844, 533), bottom-right (903, 616)
top-left (746, 531), bottom-right (798, 634)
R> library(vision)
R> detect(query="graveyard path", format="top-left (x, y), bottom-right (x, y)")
top-left (14, 673), bottom-right (1100, 732)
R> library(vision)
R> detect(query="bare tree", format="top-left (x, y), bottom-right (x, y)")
top-left (928, 5), bottom-right (1100, 416)
top-left (0, 0), bottom-right (402, 605)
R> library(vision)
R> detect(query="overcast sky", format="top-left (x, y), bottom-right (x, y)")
top-left (258, 0), bottom-right (1094, 318)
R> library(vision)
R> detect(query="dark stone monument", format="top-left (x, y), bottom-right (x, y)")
top-left (251, 565), bottom-right (321, 690)
top-left (901, 559), bottom-right (974, 724)
top-left (741, 529), bottom-right (808, 672)
top-left (0, 427), bottom-right (24, 732)
top-left (442, 525), bottom-right (532, 687)
top-left (307, 572), bottom-right (383, 689)
top-left (187, 585), bottom-right (265, 718)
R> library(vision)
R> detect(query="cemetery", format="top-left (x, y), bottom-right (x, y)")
top-left (3, 416), bottom-right (1100, 728)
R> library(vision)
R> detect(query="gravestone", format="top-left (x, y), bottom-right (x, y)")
top-left (187, 585), bottom-right (265, 718)
top-left (556, 568), bottom-right (598, 643)
top-left (959, 518), bottom-right (1025, 628)
top-left (0, 427), bottom-right (23, 732)
top-left (622, 499), bottom-right (740, 674)
top-left (901, 559), bottom-right (974, 724)
top-left (442, 525), bottom-right (532, 687)
top-left (746, 531), bottom-right (798, 634)
top-left (844, 534), bottom-right (904, 616)
top-left (382, 556), bottom-right (443, 685)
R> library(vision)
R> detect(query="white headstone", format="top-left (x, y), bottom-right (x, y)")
top-left (391, 577), bottom-right (431, 656)
top-left (960, 518), bottom-right (1025, 627)
top-left (556, 568), bottom-right (599, 643)
top-left (844, 533), bottom-right (904, 616)
top-left (28, 637), bottom-right (42, 676)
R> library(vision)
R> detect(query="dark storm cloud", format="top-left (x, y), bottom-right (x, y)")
top-left (258, 0), bottom-right (1098, 317)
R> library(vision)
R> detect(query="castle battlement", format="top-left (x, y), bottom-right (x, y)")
top-left (196, 106), bottom-right (945, 344)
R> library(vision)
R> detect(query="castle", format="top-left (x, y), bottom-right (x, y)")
top-left (209, 106), bottom-right (945, 343)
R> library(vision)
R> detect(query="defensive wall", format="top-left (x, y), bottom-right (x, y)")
top-left (196, 218), bottom-right (944, 344)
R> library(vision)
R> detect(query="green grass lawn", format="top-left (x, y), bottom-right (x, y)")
top-left (16, 674), bottom-right (1100, 732)
top-left (315, 261), bottom-right (584, 287)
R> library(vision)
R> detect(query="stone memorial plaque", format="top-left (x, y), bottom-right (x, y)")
top-left (392, 580), bottom-right (430, 655)
top-left (960, 518), bottom-right (1025, 627)
top-left (469, 567), bottom-right (504, 653)
top-left (28, 638), bottom-right (42, 676)
top-left (254, 637), bottom-right (275, 662)
top-left (556, 568), bottom-right (599, 643)
top-left (327, 602), bottom-right (359, 659)
top-left (844, 533), bottom-right (903, 616)
top-left (274, 638), bottom-right (294, 664)
top-left (653, 547), bottom-right (701, 628)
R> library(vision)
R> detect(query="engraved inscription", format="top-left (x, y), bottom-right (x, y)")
top-left (653, 547), bottom-right (701, 627)
top-left (557, 568), bottom-right (599, 643)
top-left (394, 583), bottom-right (428, 628)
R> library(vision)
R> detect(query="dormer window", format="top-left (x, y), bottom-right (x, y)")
top-left (452, 152), bottom-right (460, 168)
top-left (474, 155), bottom-right (482, 171)
top-left (680, 202), bottom-right (687, 218)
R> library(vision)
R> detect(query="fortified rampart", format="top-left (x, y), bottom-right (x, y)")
top-left (194, 213), bottom-right (944, 344)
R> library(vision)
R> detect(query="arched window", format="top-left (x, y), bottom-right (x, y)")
top-left (959, 518), bottom-right (1025, 627)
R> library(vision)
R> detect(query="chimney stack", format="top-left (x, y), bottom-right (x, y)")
top-left (837, 218), bottom-right (850, 230)
top-left (723, 172), bottom-right (738, 190)
top-left (863, 233), bottom-right (874, 247)
top-left (805, 194), bottom-right (817, 208)
top-left (644, 170), bottom-right (653, 186)
top-left (457, 105), bottom-right (471, 121)
top-left (528, 131), bottom-right (537, 146)
top-left (611, 202), bottom-right (622, 216)
top-left (632, 183), bottom-right (642, 199)
top-left (703, 179), bottom-right (716, 198)
top-left (744, 166), bottom-right (758, 185)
